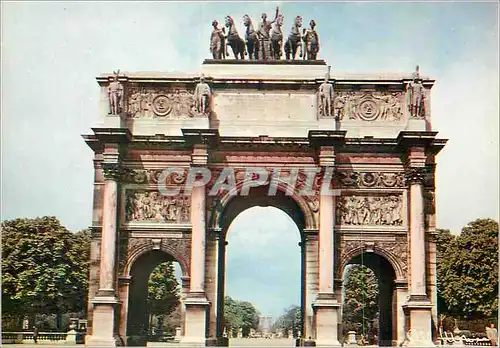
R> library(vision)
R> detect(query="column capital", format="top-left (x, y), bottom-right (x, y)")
top-left (102, 162), bottom-right (127, 181)
top-left (404, 167), bottom-right (427, 185)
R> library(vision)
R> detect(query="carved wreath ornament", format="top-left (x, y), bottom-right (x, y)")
top-left (127, 88), bottom-right (199, 118)
top-left (330, 91), bottom-right (404, 121)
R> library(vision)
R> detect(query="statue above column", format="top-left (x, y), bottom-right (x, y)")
top-left (108, 70), bottom-right (124, 115)
top-left (406, 65), bottom-right (426, 118)
top-left (194, 74), bottom-right (212, 115)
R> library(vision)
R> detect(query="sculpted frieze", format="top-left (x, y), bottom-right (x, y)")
top-left (336, 171), bottom-right (405, 188)
top-left (332, 91), bottom-right (405, 122)
top-left (125, 190), bottom-right (190, 223)
top-left (127, 87), bottom-right (200, 118)
top-left (123, 168), bottom-right (187, 185)
top-left (337, 194), bottom-right (404, 226)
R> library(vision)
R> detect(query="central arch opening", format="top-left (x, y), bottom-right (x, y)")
top-left (215, 187), bottom-right (308, 342)
top-left (342, 251), bottom-right (396, 346)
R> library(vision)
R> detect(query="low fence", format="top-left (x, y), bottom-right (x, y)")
top-left (1, 331), bottom-right (85, 345)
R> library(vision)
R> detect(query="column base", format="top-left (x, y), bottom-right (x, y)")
top-left (182, 293), bottom-right (210, 347)
top-left (86, 295), bottom-right (121, 347)
top-left (85, 335), bottom-right (122, 347)
top-left (402, 297), bottom-right (434, 347)
top-left (313, 294), bottom-right (341, 347)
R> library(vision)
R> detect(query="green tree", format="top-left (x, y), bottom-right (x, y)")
top-left (272, 305), bottom-right (301, 337)
top-left (223, 296), bottom-right (259, 337)
top-left (147, 261), bottom-right (180, 333)
top-left (342, 265), bottom-right (379, 335)
top-left (435, 228), bottom-right (456, 316)
top-left (1, 217), bottom-right (90, 328)
top-left (437, 219), bottom-right (498, 319)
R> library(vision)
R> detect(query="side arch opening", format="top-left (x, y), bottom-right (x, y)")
top-left (126, 249), bottom-right (183, 346)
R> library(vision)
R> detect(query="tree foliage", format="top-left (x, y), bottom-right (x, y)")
top-left (1, 217), bottom-right (90, 320)
top-left (342, 265), bottom-right (379, 334)
top-left (223, 296), bottom-right (259, 337)
top-left (147, 261), bottom-right (180, 318)
top-left (437, 219), bottom-right (499, 319)
top-left (272, 305), bottom-right (301, 337)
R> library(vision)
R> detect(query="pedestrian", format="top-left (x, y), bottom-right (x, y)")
top-left (486, 323), bottom-right (498, 346)
top-left (33, 326), bottom-right (39, 344)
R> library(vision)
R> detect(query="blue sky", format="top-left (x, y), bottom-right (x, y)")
top-left (2, 1), bottom-right (498, 318)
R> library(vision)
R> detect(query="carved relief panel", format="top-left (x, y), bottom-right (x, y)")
top-left (126, 87), bottom-right (203, 118)
top-left (124, 189), bottom-right (190, 224)
top-left (330, 91), bottom-right (405, 122)
top-left (336, 194), bottom-right (404, 226)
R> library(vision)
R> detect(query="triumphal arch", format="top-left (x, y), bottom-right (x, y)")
top-left (83, 17), bottom-right (446, 346)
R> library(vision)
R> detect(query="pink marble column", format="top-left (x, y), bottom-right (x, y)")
top-left (182, 143), bottom-right (210, 345)
top-left (86, 164), bottom-right (121, 347)
top-left (313, 147), bottom-right (340, 347)
top-left (409, 175), bottom-right (426, 296)
top-left (403, 167), bottom-right (434, 346)
top-left (190, 184), bottom-right (206, 293)
top-left (319, 193), bottom-right (334, 294)
top-left (99, 177), bottom-right (118, 292)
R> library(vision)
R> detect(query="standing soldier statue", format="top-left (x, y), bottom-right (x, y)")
top-left (257, 7), bottom-right (279, 60)
top-left (194, 74), bottom-right (212, 114)
top-left (108, 70), bottom-right (124, 115)
top-left (319, 66), bottom-right (334, 117)
top-left (407, 65), bottom-right (425, 118)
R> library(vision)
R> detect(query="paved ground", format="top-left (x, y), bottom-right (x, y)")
top-left (229, 338), bottom-right (295, 346)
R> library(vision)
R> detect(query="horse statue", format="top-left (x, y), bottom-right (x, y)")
top-left (270, 14), bottom-right (284, 60)
top-left (243, 15), bottom-right (259, 60)
top-left (303, 20), bottom-right (319, 60)
top-left (225, 16), bottom-right (245, 59)
top-left (210, 20), bottom-right (226, 59)
top-left (284, 16), bottom-right (303, 60)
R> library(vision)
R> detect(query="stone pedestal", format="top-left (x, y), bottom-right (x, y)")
top-left (346, 331), bottom-right (358, 346)
top-left (66, 330), bottom-right (77, 344)
top-left (86, 297), bottom-right (121, 346)
top-left (402, 300), bottom-right (434, 346)
top-left (406, 118), bottom-right (427, 131)
top-left (182, 296), bottom-right (210, 346)
top-left (313, 295), bottom-right (341, 346)
top-left (394, 281), bottom-right (409, 345)
top-left (174, 327), bottom-right (182, 342)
